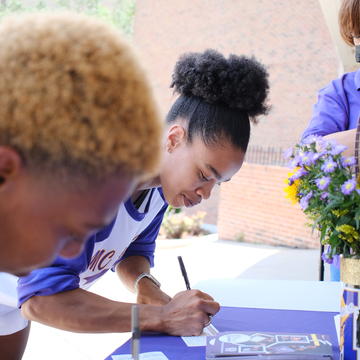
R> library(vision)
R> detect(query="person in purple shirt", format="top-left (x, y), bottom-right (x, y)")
top-left (14, 50), bottom-right (270, 355)
top-left (302, 0), bottom-right (360, 280)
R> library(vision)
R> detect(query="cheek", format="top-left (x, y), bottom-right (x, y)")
top-left (4, 227), bottom-right (59, 274)
top-left (59, 239), bottom-right (86, 259)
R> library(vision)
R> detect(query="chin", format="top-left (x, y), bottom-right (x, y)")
top-left (167, 195), bottom-right (184, 208)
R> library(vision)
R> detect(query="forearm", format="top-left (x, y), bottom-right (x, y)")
top-left (22, 288), bottom-right (221, 336)
top-left (21, 288), bottom-right (162, 333)
top-left (116, 255), bottom-right (150, 292)
top-left (324, 129), bottom-right (357, 157)
top-left (116, 256), bottom-right (171, 305)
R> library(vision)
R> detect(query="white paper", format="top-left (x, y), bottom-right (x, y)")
top-left (203, 324), bottom-right (219, 336)
top-left (111, 351), bottom-right (169, 360)
top-left (334, 314), bottom-right (340, 344)
top-left (181, 335), bottom-right (207, 347)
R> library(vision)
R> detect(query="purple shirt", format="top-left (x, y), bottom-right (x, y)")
top-left (302, 69), bottom-right (360, 140)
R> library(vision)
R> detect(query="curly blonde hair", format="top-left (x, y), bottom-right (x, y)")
top-left (0, 12), bottom-right (162, 180)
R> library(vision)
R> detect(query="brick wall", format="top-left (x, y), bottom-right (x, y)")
top-left (218, 163), bottom-right (319, 249)
top-left (133, 0), bottom-right (338, 148)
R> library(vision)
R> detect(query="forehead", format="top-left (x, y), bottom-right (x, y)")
top-left (188, 136), bottom-right (245, 178)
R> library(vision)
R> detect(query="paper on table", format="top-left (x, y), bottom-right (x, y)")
top-left (181, 335), bottom-right (207, 347)
top-left (203, 324), bottom-right (219, 336)
top-left (111, 351), bottom-right (169, 360)
top-left (181, 323), bottom-right (219, 347)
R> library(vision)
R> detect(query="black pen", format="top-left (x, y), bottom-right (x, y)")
top-left (177, 255), bottom-right (219, 335)
top-left (131, 304), bottom-right (140, 360)
top-left (177, 255), bottom-right (191, 290)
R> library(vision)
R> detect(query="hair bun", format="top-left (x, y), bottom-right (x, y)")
top-left (171, 49), bottom-right (269, 118)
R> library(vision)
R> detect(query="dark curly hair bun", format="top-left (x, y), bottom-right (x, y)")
top-left (171, 49), bottom-right (269, 118)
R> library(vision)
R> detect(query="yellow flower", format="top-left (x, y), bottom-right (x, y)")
top-left (284, 169), bottom-right (300, 204)
top-left (336, 224), bottom-right (360, 243)
top-left (332, 209), bottom-right (349, 217)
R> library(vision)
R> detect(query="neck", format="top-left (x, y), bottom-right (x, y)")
top-left (135, 175), bottom-right (161, 191)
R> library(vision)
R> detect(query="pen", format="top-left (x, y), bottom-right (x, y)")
top-left (131, 304), bottom-right (140, 360)
top-left (177, 255), bottom-right (191, 290)
top-left (177, 255), bottom-right (219, 335)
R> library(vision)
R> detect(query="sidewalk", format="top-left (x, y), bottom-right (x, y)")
top-left (22, 235), bottom-right (324, 360)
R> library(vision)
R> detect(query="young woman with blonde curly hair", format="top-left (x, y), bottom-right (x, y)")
top-left (0, 12), bottom-right (162, 359)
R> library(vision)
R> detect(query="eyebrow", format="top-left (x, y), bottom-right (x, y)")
top-left (206, 164), bottom-right (222, 181)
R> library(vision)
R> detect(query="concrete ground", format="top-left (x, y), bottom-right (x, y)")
top-left (22, 235), bottom-right (326, 360)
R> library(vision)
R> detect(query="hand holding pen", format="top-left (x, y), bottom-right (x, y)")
top-left (177, 256), bottom-right (219, 335)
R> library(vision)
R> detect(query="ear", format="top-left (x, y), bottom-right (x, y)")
top-left (0, 147), bottom-right (24, 189)
top-left (165, 124), bottom-right (186, 152)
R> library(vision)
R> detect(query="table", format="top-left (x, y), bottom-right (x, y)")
top-left (196, 278), bottom-right (342, 312)
top-left (106, 279), bottom-right (342, 359)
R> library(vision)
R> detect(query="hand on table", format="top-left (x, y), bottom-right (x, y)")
top-left (159, 289), bottom-right (220, 336)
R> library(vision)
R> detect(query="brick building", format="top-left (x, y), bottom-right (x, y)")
top-left (133, 0), bottom-right (342, 248)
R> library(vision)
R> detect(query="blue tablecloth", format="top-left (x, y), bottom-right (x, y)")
top-left (106, 306), bottom-right (340, 360)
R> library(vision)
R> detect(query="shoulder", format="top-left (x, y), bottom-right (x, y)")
top-left (320, 70), bottom-right (359, 98)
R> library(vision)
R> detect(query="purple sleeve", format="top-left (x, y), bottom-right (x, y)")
top-left (119, 204), bottom-right (168, 267)
top-left (17, 218), bottom-right (116, 306)
top-left (302, 77), bottom-right (350, 141)
top-left (17, 247), bottom-right (90, 306)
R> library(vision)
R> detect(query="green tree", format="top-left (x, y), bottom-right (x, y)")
top-left (0, 0), bottom-right (135, 35)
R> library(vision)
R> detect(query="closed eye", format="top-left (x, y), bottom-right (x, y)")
top-left (199, 171), bottom-right (210, 182)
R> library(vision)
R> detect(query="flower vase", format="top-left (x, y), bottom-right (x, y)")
top-left (340, 256), bottom-right (360, 359)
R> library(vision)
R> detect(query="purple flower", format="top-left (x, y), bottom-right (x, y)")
top-left (321, 252), bottom-right (333, 264)
top-left (283, 147), bottom-right (293, 160)
top-left (341, 179), bottom-right (356, 195)
top-left (330, 144), bottom-right (348, 156)
top-left (289, 156), bottom-right (300, 168)
top-left (291, 168), bottom-right (308, 181)
top-left (302, 135), bottom-right (323, 145)
top-left (312, 151), bottom-right (326, 161)
top-left (322, 245), bottom-right (335, 264)
top-left (321, 160), bottom-right (337, 173)
top-left (299, 191), bottom-right (313, 210)
top-left (315, 176), bottom-right (330, 190)
top-left (320, 192), bottom-right (329, 200)
top-left (299, 152), bottom-right (315, 166)
top-left (341, 156), bottom-right (356, 167)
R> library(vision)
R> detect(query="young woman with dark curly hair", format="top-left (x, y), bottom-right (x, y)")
top-left (13, 49), bottom-right (270, 358)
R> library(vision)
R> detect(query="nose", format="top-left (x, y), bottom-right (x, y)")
top-left (195, 181), bottom-right (216, 201)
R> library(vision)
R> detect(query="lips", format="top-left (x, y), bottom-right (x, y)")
top-left (182, 194), bottom-right (200, 208)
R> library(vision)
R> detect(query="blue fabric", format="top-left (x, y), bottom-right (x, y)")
top-left (106, 306), bottom-right (340, 360)
top-left (330, 264), bottom-right (341, 281)
top-left (302, 69), bottom-right (360, 141)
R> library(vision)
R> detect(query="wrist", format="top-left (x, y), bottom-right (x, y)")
top-left (139, 304), bottom-right (163, 332)
top-left (134, 273), bottom-right (161, 293)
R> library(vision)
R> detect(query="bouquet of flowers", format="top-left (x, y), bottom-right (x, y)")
top-left (284, 135), bottom-right (360, 260)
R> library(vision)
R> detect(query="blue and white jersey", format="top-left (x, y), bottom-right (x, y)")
top-left (17, 187), bottom-right (168, 306)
